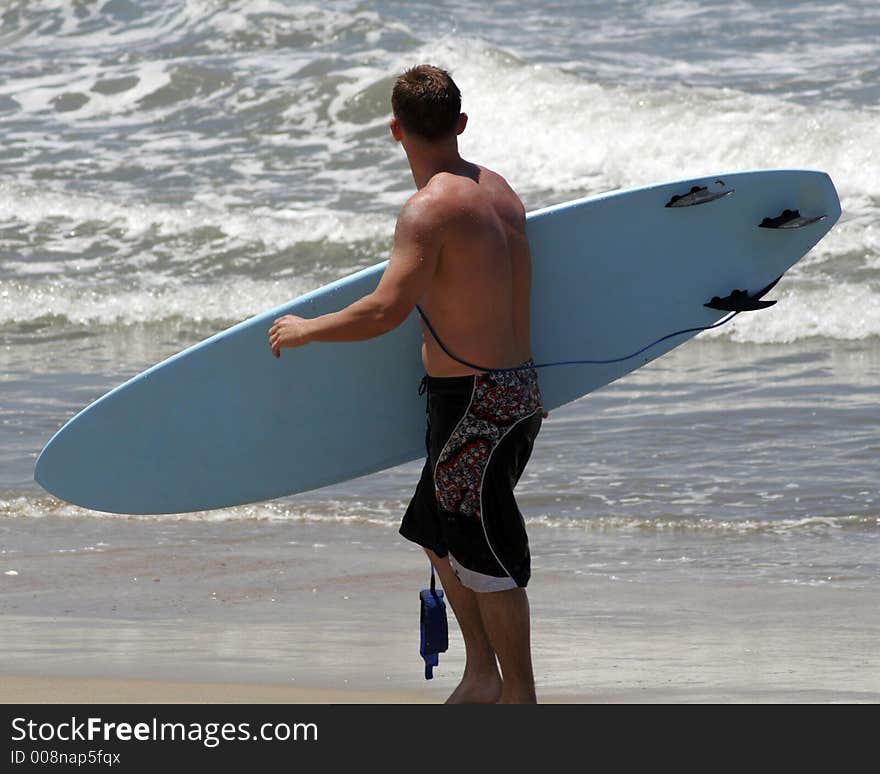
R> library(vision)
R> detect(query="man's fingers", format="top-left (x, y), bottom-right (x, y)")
top-left (269, 317), bottom-right (294, 358)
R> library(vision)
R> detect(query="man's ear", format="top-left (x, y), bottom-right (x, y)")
top-left (390, 116), bottom-right (404, 141)
top-left (456, 113), bottom-right (468, 135)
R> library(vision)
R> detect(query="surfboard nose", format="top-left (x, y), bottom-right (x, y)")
top-left (34, 424), bottom-right (93, 511)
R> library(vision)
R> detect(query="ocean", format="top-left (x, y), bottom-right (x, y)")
top-left (1, 1), bottom-right (878, 695)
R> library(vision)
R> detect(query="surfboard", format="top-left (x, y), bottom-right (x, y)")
top-left (35, 169), bottom-right (840, 514)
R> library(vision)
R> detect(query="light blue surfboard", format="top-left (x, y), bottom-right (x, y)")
top-left (35, 169), bottom-right (840, 514)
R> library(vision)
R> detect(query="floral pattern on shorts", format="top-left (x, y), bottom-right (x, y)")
top-left (434, 362), bottom-right (542, 520)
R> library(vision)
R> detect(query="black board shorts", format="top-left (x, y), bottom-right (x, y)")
top-left (399, 361), bottom-right (543, 593)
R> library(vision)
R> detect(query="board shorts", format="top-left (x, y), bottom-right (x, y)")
top-left (399, 361), bottom-right (543, 593)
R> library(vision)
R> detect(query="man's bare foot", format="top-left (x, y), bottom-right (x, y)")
top-left (445, 672), bottom-right (503, 704)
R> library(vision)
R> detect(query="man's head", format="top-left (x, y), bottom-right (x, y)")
top-left (391, 64), bottom-right (465, 143)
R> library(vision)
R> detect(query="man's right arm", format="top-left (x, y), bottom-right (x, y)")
top-left (269, 193), bottom-right (443, 355)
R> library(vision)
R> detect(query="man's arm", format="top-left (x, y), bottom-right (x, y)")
top-left (269, 195), bottom-right (441, 357)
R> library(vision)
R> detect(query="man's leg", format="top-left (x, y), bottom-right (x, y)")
top-left (476, 587), bottom-right (536, 704)
top-left (426, 549), bottom-right (502, 704)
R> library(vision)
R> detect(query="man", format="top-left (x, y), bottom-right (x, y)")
top-left (268, 64), bottom-right (543, 704)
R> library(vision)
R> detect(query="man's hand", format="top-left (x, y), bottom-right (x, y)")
top-left (268, 315), bottom-right (311, 358)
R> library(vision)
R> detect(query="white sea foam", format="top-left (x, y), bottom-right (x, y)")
top-left (2, 60), bottom-right (173, 119)
top-left (704, 283), bottom-right (880, 344)
top-left (0, 182), bottom-right (392, 251)
top-left (1, 18), bottom-right (877, 343)
top-left (2, 492), bottom-right (876, 534)
top-left (0, 276), bottom-right (315, 327)
top-left (409, 40), bottom-right (879, 208)
top-left (0, 493), bottom-right (402, 528)
top-left (526, 512), bottom-right (880, 535)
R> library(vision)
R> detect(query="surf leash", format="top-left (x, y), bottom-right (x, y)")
top-left (415, 275), bottom-right (782, 375)
top-left (416, 305), bottom-right (741, 374)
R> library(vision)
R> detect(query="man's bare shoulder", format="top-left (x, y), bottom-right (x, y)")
top-left (427, 166), bottom-right (520, 210)
top-left (395, 186), bottom-right (450, 235)
top-left (429, 165), bottom-right (510, 196)
top-left (397, 174), bottom-right (470, 228)
top-left (397, 165), bottom-right (524, 238)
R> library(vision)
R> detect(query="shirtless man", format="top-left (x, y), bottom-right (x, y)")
top-left (268, 65), bottom-right (543, 704)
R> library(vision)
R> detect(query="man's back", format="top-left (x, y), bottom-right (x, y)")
top-left (416, 162), bottom-right (532, 376)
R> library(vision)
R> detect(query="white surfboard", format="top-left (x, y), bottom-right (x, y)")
top-left (35, 169), bottom-right (840, 514)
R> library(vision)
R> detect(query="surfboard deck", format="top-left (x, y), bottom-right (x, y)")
top-left (35, 169), bottom-right (841, 514)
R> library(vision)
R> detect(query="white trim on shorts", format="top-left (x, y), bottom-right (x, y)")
top-left (448, 552), bottom-right (518, 593)
top-left (477, 406), bottom-right (542, 586)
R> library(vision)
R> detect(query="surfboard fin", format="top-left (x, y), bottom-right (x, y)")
top-left (419, 567), bottom-right (448, 680)
top-left (665, 181), bottom-right (734, 207)
top-left (704, 275), bottom-right (782, 312)
top-left (759, 209), bottom-right (826, 229)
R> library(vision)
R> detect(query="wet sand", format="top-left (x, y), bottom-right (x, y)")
top-left (1, 515), bottom-right (878, 703)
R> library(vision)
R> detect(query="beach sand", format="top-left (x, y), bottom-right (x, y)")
top-left (0, 674), bottom-right (431, 704)
top-left (1, 514), bottom-right (878, 704)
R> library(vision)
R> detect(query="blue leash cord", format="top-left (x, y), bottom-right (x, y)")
top-left (415, 304), bottom-right (741, 374)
